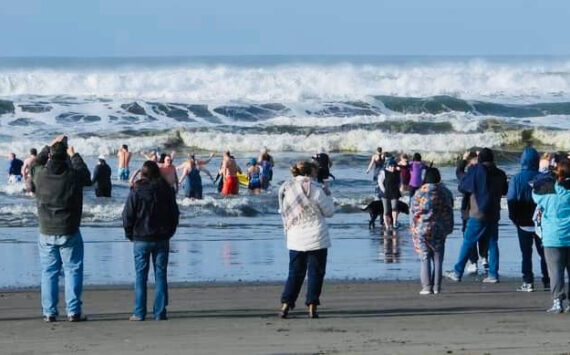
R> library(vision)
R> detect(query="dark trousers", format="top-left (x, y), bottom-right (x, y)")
top-left (463, 218), bottom-right (488, 263)
top-left (544, 247), bottom-right (570, 301)
top-left (281, 249), bottom-right (327, 308)
top-left (517, 228), bottom-right (549, 285)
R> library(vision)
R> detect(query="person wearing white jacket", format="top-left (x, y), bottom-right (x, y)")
top-left (278, 161), bottom-right (335, 319)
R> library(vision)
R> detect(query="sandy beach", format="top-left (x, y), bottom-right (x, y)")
top-left (1, 280), bottom-right (568, 354)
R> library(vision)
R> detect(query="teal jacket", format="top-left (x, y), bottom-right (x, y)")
top-left (532, 182), bottom-right (570, 248)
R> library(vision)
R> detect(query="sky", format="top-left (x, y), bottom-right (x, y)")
top-left (1, 0), bottom-right (569, 57)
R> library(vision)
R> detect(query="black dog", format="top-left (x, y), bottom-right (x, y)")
top-left (361, 200), bottom-right (410, 229)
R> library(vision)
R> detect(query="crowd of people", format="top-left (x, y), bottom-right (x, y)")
top-left (5, 134), bottom-right (570, 321)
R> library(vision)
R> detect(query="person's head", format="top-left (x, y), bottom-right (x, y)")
top-left (122, 144), bottom-right (128, 151)
top-left (376, 147), bottom-right (382, 154)
top-left (412, 153), bottom-right (421, 162)
top-left (520, 146), bottom-right (539, 171)
top-left (400, 153), bottom-right (409, 161)
top-left (49, 142), bottom-right (68, 162)
top-left (465, 150), bottom-right (477, 164)
top-left (98, 154), bottom-right (106, 164)
top-left (555, 161), bottom-right (570, 182)
top-left (8, 152), bottom-right (15, 160)
top-left (261, 147), bottom-right (268, 155)
top-left (224, 150), bottom-right (231, 158)
top-left (140, 160), bottom-right (161, 181)
top-left (423, 167), bottom-right (441, 184)
top-left (30, 148), bottom-right (37, 156)
top-left (249, 158), bottom-right (257, 166)
top-left (159, 153), bottom-right (167, 164)
top-left (291, 161), bottom-right (317, 178)
top-left (478, 148), bottom-right (494, 164)
top-left (163, 154), bottom-right (173, 166)
top-left (385, 157), bottom-right (396, 171)
top-left (318, 146), bottom-right (327, 154)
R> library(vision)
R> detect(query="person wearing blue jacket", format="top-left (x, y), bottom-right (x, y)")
top-left (532, 161), bottom-right (570, 313)
top-left (507, 147), bottom-right (549, 292)
top-left (445, 148), bottom-right (508, 283)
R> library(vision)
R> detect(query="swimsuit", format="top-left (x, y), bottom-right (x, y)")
top-left (118, 168), bottom-right (130, 181)
top-left (221, 175), bottom-right (239, 195)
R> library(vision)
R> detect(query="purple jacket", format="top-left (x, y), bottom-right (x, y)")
top-left (409, 161), bottom-right (425, 188)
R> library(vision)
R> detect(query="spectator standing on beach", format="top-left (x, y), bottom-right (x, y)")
top-left (7, 152), bottom-right (24, 183)
top-left (507, 147), bottom-right (549, 292)
top-left (366, 147), bottom-right (385, 181)
top-left (445, 148), bottom-right (508, 283)
top-left (457, 151), bottom-right (488, 275)
top-left (21, 148), bottom-right (37, 193)
top-left (122, 161), bottom-right (179, 321)
top-left (378, 157), bottom-right (401, 232)
top-left (410, 167), bottom-right (454, 295)
top-left (278, 161), bottom-right (334, 319)
top-left (532, 161), bottom-right (570, 313)
top-left (92, 155), bottom-right (112, 197)
top-left (117, 144), bottom-right (131, 181)
top-left (31, 135), bottom-right (91, 322)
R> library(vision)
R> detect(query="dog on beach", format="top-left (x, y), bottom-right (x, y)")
top-left (361, 200), bottom-right (410, 229)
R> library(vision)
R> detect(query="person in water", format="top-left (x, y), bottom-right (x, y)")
top-left (92, 155), bottom-right (112, 197)
top-left (177, 152), bottom-right (215, 182)
top-left (398, 153), bottom-right (411, 192)
top-left (258, 147), bottom-right (274, 190)
top-left (378, 157), bottom-right (401, 232)
top-left (408, 153), bottom-right (426, 200)
top-left (410, 167), bottom-right (454, 295)
top-left (247, 158), bottom-right (262, 194)
top-left (278, 161), bottom-right (334, 319)
top-left (366, 147), bottom-right (385, 181)
top-left (159, 154), bottom-right (178, 192)
top-left (117, 145), bottom-right (132, 181)
top-left (21, 148), bottom-right (37, 193)
top-left (179, 155), bottom-right (203, 199)
top-left (7, 152), bottom-right (24, 184)
top-left (220, 150), bottom-right (241, 196)
top-left (312, 147), bottom-right (333, 183)
top-left (122, 160), bottom-right (179, 321)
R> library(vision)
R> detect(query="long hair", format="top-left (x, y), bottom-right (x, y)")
top-left (140, 160), bottom-right (161, 181)
top-left (555, 161), bottom-right (570, 182)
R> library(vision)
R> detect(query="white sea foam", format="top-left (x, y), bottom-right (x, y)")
top-left (2, 59), bottom-right (570, 102)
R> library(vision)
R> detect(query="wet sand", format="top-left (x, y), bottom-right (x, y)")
top-left (0, 280), bottom-right (568, 354)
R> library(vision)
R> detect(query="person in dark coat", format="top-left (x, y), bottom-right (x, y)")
top-left (446, 148), bottom-right (508, 283)
top-left (92, 155), bottom-right (112, 197)
top-left (122, 160), bottom-right (179, 321)
top-left (31, 135), bottom-right (92, 322)
top-left (507, 147), bottom-right (549, 292)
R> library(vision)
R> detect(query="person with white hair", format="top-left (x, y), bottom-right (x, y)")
top-left (92, 155), bottom-right (112, 197)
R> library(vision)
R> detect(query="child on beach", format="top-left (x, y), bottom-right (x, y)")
top-left (410, 167), bottom-right (454, 295)
top-left (278, 161), bottom-right (334, 319)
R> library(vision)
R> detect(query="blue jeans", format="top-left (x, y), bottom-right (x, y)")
top-left (281, 249), bottom-right (327, 308)
top-left (454, 219), bottom-right (499, 279)
top-left (517, 227), bottom-right (549, 285)
top-left (133, 240), bottom-right (169, 320)
top-left (38, 231), bottom-right (84, 317)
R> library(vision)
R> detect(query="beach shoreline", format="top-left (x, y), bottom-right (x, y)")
top-left (1, 280), bottom-right (568, 354)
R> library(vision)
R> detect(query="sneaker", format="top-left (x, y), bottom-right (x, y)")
top-left (67, 313), bottom-right (87, 322)
top-left (466, 261), bottom-right (478, 275)
top-left (129, 315), bottom-right (144, 321)
top-left (517, 282), bottom-right (534, 292)
top-left (482, 276), bottom-right (499, 283)
top-left (481, 257), bottom-right (489, 270)
top-left (433, 289), bottom-right (440, 295)
top-left (444, 271), bottom-right (461, 282)
top-left (419, 289), bottom-right (433, 295)
top-left (43, 315), bottom-right (57, 323)
top-left (547, 299), bottom-right (564, 314)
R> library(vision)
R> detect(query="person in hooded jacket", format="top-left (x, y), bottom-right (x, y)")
top-left (532, 161), bottom-right (570, 313)
top-left (31, 135), bottom-right (92, 322)
top-left (410, 168), bottom-right (454, 295)
top-left (122, 160), bottom-right (180, 321)
top-left (92, 155), bottom-right (112, 197)
top-left (507, 147), bottom-right (549, 292)
top-left (445, 148), bottom-right (508, 283)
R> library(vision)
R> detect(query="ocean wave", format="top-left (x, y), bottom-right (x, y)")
top-left (2, 59), bottom-right (570, 102)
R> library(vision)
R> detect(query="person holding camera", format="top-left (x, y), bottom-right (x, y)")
top-left (31, 135), bottom-right (92, 323)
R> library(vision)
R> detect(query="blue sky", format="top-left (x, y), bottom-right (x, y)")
top-left (1, 0), bottom-right (568, 56)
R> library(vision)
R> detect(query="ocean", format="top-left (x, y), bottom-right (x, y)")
top-left (0, 56), bottom-right (566, 288)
